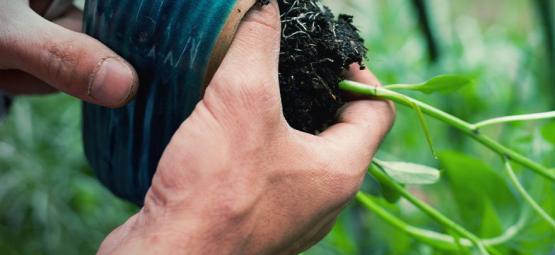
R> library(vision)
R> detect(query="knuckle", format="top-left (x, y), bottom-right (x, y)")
top-left (243, 3), bottom-right (281, 34)
top-left (236, 79), bottom-right (278, 110)
top-left (0, 28), bottom-right (24, 69)
top-left (40, 39), bottom-right (84, 88)
top-left (209, 72), bottom-right (280, 116)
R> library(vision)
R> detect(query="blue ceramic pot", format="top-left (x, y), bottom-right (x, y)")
top-left (82, 0), bottom-right (252, 205)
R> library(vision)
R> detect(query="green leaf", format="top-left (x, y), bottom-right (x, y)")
top-left (374, 159), bottom-right (441, 185)
top-left (439, 151), bottom-right (518, 233)
top-left (480, 200), bottom-right (504, 238)
top-left (480, 200), bottom-right (509, 255)
top-left (541, 122), bottom-right (555, 145)
top-left (386, 74), bottom-right (473, 94)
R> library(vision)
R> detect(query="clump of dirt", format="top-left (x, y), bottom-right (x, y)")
top-left (259, 0), bottom-right (367, 133)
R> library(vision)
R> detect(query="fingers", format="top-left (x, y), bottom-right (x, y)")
top-left (320, 65), bottom-right (396, 171)
top-left (0, 70), bottom-right (56, 95)
top-left (51, 6), bottom-right (83, 32)
top-left (42, 0), bottom-right (73, 20)
top-left (30, 0), bottom-right (54, 15)
top-left (6, 10), bottom-right (138, 108)
top-left (0, 7), bottom-right (86, 96)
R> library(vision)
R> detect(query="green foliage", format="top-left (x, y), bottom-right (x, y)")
top-left (374, 159), bottom-right (440, 185)
top-left (314, 0), bottom-right (555, 254)
top-left (541, 122), bottom-right (555, 145)
top-left (386, 75), bottom-right (474, 94)
top-left (339, 78), bottom-right (554, 254)
top-left (0, 96), bottom-right (137, 255)
top-left (439, 152), bottom-right (518, 234)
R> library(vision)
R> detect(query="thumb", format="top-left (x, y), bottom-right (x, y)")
top-left (10, 11), bottom-right (138, 108)
top-left (210, 0), bottom-right (281, 96)
top-left (201, 0), bottom-right (283, 127)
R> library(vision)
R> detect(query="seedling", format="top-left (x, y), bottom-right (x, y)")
top-left (341, 77), bottom-right (555, 255)
top-left (272, 1), bottom-right (555, 254)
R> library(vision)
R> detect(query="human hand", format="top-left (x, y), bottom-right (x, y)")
top-left (0, 0), bottom-right (137, 107)
top-left (98, 1), bottom-right (394, 254)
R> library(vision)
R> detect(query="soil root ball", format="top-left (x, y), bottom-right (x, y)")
top-left (258, 0), bottom-right (367, 133)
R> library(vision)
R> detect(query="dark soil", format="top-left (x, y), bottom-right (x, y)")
top-left (259, 0), bottom-right (367, 133)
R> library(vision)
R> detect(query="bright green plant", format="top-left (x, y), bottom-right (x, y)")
top-left (338, 77), bottom-right (555, 254)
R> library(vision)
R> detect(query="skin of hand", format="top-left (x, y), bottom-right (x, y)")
top-left (0, 0), bottom-right (138, 107)
top-left (98, 1), bottom-right (395, 254)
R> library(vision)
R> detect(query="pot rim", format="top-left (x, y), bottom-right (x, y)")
top-left (203, 0), bottom-right (258, 90)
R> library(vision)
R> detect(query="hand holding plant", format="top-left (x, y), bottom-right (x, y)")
top-left (97, 2), bottom-right (394, 254)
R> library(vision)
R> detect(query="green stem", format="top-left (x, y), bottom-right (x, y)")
top-left (356, 191), bottom-right (527, 250)
top-left (447, 229), bottom-right (470, 255)
top-left (384, 83), bottom-right (420, 90)
top-left (339, 80), bottom-right (555, 182)
top-left (356, 192), bottom-right (461, 250)
top-left (503, 157), bottom-right (555, 228)
top-left (482, 207), bottom-right (529, 246)
top-left (474, 111), bottom-right (555, 129)
top-left (368, 164), bottom-right (490, 254)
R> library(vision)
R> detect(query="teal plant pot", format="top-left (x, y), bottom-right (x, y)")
top-left (82, 0), bottom-right (252, 205)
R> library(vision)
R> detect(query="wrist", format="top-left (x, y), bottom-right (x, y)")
top-left (100, 202), bottom-right (252, 255)
top-left (99, 210), bottom-right (197, 254)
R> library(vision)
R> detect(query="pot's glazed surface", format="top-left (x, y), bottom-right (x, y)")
top-left (83, 0), bottom-right (254, 205)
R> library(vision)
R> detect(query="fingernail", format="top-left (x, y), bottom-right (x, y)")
top-left (88, 57), bottom-right (138, 107)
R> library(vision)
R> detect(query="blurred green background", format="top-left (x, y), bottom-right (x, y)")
top-left (0, 0), bottom-right (554, 254)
